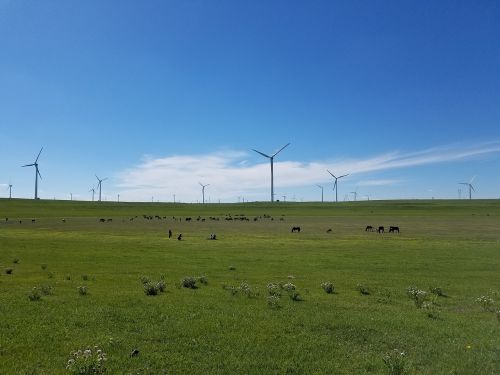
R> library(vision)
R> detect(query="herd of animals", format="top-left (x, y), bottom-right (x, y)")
top-left (3, 215), bottom-right (400, 236)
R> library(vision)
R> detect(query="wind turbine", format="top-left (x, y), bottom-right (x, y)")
top-left (95, 175), bottom-right (107, 202)
top-left (327, 170), bottom-right (349, 203)
top-left (252, 143), bottom-right (290, 202)
top-left (8, 183), bottom-right (13, 199)
top-left (459, 177), bottom-right (476, 200)
top-left (350, 190), bottom-right (358, 201)
top-left (89, 187), bottom-right (96, 202)
top-left (22, 147), bottom-right (43, 199)
top-left (199, 182), bottom-right (210, 204)
top-left (316, 185), bottom-right (324, 202)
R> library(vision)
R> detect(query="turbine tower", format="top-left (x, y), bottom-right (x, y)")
top-left (89, 187), bottom-right (96, 202)
top-left (22, 147), bottom-right (43, 199)
top-left (95, 175), bottom-right (107, 202)
top-left (8, 184), bottom-right (13, 199)
top-left (350, 190), bottom-right (358, 201)
top-left (459, 177), bottom-right (476, 200)
top-left (199, 182), bottom-right (210, 204)
top-left (252, 143), bottom-right (290, 202)
top-left (327, 170), bottom-right (349, 203)
top-left (316, 185), bottom-right (324, 202)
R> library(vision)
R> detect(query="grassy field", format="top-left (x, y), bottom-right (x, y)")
top-left (0, 199), bottom-right (499, 374)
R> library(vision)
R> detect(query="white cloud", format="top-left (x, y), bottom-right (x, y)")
top-left (356, 179), bottom-right (401, 187)
top-left (114, 142), bottom-right (500, 202)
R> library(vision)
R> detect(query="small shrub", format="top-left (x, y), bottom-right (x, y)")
top-left (78, 286), bottom-right (88, 296)
top-left (40, 284), bottom-right (53, 295)
top-left (156, 280), bottom-right (166, 293)
top-left (321, 281), bottom-right (335, 294)
top-left (382, 349), bottom-right (411, 375)
top-left (496, 310), bottom-right (500, 322)
top-left (429, 286), bottom-right (444, 296)
top-left (139, 275), bottom-right (150, 285)
top-left (267, 283), bottom-right (281, 297)
top-left (143, 281), bottom-right (159, 296)
top-left (422, 301), bottom-right (441, 319)
top-left (5, 268), bottom-right (13, 275)
top-left (181, 277), bottom-right (197, 289)
top-left (289, 291), bottom-right (302, 301)
top-left (267, 295), bottom-right (281, 309)
top-left (28, 287), bottom-right (42, 301)
top-left (407, 286), bottom-right (428, 308)
top-left (356, 283), bottom-right (371, 295)
top-left (239, 282), bottom-right (258, 298)
top-left (13, 258), bottom-right (19, 264)
top-left (66, 346), bottom-right (107, 374)
top-left (282, 282), bottom-right (296, 292)
top-left (197, 275), bottom-right (208, 285)
top-left (41, 264), bottom-right (48, 270)
top-left (476, 295), bottom-right (495, 312)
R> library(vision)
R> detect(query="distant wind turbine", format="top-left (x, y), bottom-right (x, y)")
top-left (8, 183), bottom-right (13, 199)
top-left (22, 147), bottom-right (43, 199)
top-left (350, 190), bottom-right (358, 201)
top-left (95, 175), bottom-right (108, 202)
top-left (252, 143), bottom-right (290, 202)
top-left (327, 170), bottom-right (349, 203)
top-left (316, 185), bottom-right (324, 202)
top-left (459, 177), bottom-right (476, 200)
top-left (89, 187), bottom-right (96, 202)
top-left (199, 182), bottom-right (210, 204)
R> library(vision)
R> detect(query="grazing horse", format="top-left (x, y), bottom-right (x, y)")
top-left (326, 228), bottom-right (332, 233)
top-left (291, 226), bottom-right (301, 233)
top-left (377, 226), bottom-right (384, 233)
top-left (365, 225), bottom-right (373, 232)
top-left (185, 217), bottom-right (192, 222)
top-left (99, 218), bottom-right (106, 222)
top-left (389, 226), bottom-right (400, 233)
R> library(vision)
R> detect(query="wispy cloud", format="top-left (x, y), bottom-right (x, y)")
top-left (356, 179), bottom-right (401, 187)
top-left (114, 142), bottom-right (500, 202)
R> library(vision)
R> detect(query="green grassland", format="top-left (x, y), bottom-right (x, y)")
top-left (0, 199), bottom-right (499, 374)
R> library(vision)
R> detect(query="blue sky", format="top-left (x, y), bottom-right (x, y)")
top-left (1, 0), bottom-right (499, 202)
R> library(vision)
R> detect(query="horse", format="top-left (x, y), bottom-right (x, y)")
top-left (377, 226), bottom-right (384, 233)
top-left (291, 226), bottom-right (301, 233)
top-left (389, 226), bottom-right (400, 233)
top-left (365, 225), bottom-right (374, 232)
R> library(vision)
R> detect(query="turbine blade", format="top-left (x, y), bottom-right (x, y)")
top-left (22, 163), bottom-right (35, 167)
top-left (470, 184), bottom-right (476, 192)
top-left (272, 142), bottom-right (290, 157)
top-left (35, 147), bottom-right (43, 163)
top-left (252, 149), bottom-right (271, 158)
top-left (338, 174), bottom-right (349, 179)
top-left (96, 175), bottom-right (100, 181)
top-left (37, 169), bottom-right (42, 180)
top-left (470, 175), bottom-right (476, 184)
top-left (326, 170), bottom-right (337, 179)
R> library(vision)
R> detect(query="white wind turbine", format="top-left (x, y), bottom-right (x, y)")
top-left (199, 182), bottom-right (210, 204)
top-left (459, 176), bottom-right (476, 200)
top-left (316, 185), bottom-right (324, 202)
top-left (22, 147), bottom-right (43, 199)
top-left (95, 175), bottom-right (108, 202)
top-left (327, 170), bottom-right (349, 203)
top-left (252, 143), bottom-right (290, 202)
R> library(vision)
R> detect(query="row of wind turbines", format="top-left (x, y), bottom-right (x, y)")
top-left (15, 146), bottom-right (478, 202)
top-left (20, 147), bottom-right (108, 202)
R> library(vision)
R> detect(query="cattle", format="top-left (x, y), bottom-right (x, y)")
top-left (365, 225), bottom-right (374, 232)
top-left (389, 226), bottom-right (400, 233)
top-left (377, 226), bottom-right (384, 233)
top-left (291, 226), bottom-right (301, 233)
top-left (177, 233), bottom-right (183, 241)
